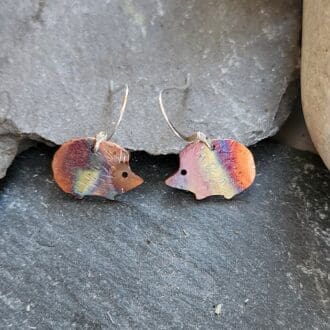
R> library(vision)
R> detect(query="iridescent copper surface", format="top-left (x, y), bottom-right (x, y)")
top-left (52, 138), bottom-right (143, 199)
top-left (166, 139), bottom-right (256, 200)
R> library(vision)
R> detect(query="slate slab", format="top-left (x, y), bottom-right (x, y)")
top-left (0, 142), bottom-right (329, 329)
top-left (0, 0), bottom-right (301, 177)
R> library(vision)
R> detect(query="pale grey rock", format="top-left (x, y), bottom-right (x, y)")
top-left (0, 92), bottom-right (38, 178)
top-left (0, 0), bottom-right (301, 175)
top-left (0, 136), bottom-right (38, 179)
top-left (0, 136), bottom-right (19, 179)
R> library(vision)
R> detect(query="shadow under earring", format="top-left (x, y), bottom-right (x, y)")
top-left (159, 76), bottom-right (256, 200)
top-left (52, 84), bottom-right (144, 200)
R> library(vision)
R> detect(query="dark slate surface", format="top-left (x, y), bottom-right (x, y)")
top-left (0, 142), bottom-right (329, 329)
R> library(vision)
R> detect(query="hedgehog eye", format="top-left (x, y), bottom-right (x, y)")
top-left (180, 169), bottom-right (187, 175)
top-left (122, 171), bottom-right (128, 178)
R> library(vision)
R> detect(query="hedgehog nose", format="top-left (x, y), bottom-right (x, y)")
top-left (165, 175), bottom-right (176, 188)
top-left (128, 173), bottom-right (144, 190)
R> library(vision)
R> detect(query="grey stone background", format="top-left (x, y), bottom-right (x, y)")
top-left (0, 143), bottom-right (329, 329)
top-left (2, 2), bottom-right (328, 328)
top-left (0, 0), bottom-right (301, 178)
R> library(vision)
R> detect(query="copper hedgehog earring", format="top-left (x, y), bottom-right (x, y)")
top-left (52, 83), bottom-right (144, 200)
top-left (159, 75), bottom-right (256, 200)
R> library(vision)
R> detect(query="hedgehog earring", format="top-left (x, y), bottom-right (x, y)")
top-left (52, 83), bottom-right (144, 200)
top-left (159, 75), bottom-right (256, 200)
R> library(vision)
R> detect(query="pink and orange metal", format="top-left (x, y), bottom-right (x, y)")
top-left (159, 75), bottom-right (256, 200)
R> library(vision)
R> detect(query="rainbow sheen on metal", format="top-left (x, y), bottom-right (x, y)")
top-left (52, 137), bottom-right (143, 200)
top-left (165, 139), bottom-right (256, 200)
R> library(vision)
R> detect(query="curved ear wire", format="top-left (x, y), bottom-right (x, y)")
top-left (159, 74), bottom-right (191, 142)
top-left (158, 74), bottom-right (212, 149)
top-left (107, 83), bottom-right (129, 140)
top-left (94, 83), bottom-right (129, 152)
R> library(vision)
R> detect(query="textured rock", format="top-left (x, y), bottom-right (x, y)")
top-left (301, 0), bottom-right (330, 169)
top-left (0, 142), bottom-right (329, 328)
top-left (0, 136), bottom-right (19, 179)
top-left (0, 0), bottom-right (301, 177)
top-left (0, 93), bottom-right (38, 178)
top-left (274, 104), bottom-right (317, 154)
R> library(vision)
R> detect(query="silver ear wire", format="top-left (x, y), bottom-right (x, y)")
top-left (107, 83), bottom-right (129, 140)
top-left (94, 83), bottom-right (129, 152)
top-left (158, 74), bottom-right (212, 149)
top-left (159, 74), bottom-right (191, 142)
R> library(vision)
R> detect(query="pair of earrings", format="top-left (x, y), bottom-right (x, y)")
top-left (52, 78), bottom-right (256, 200)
